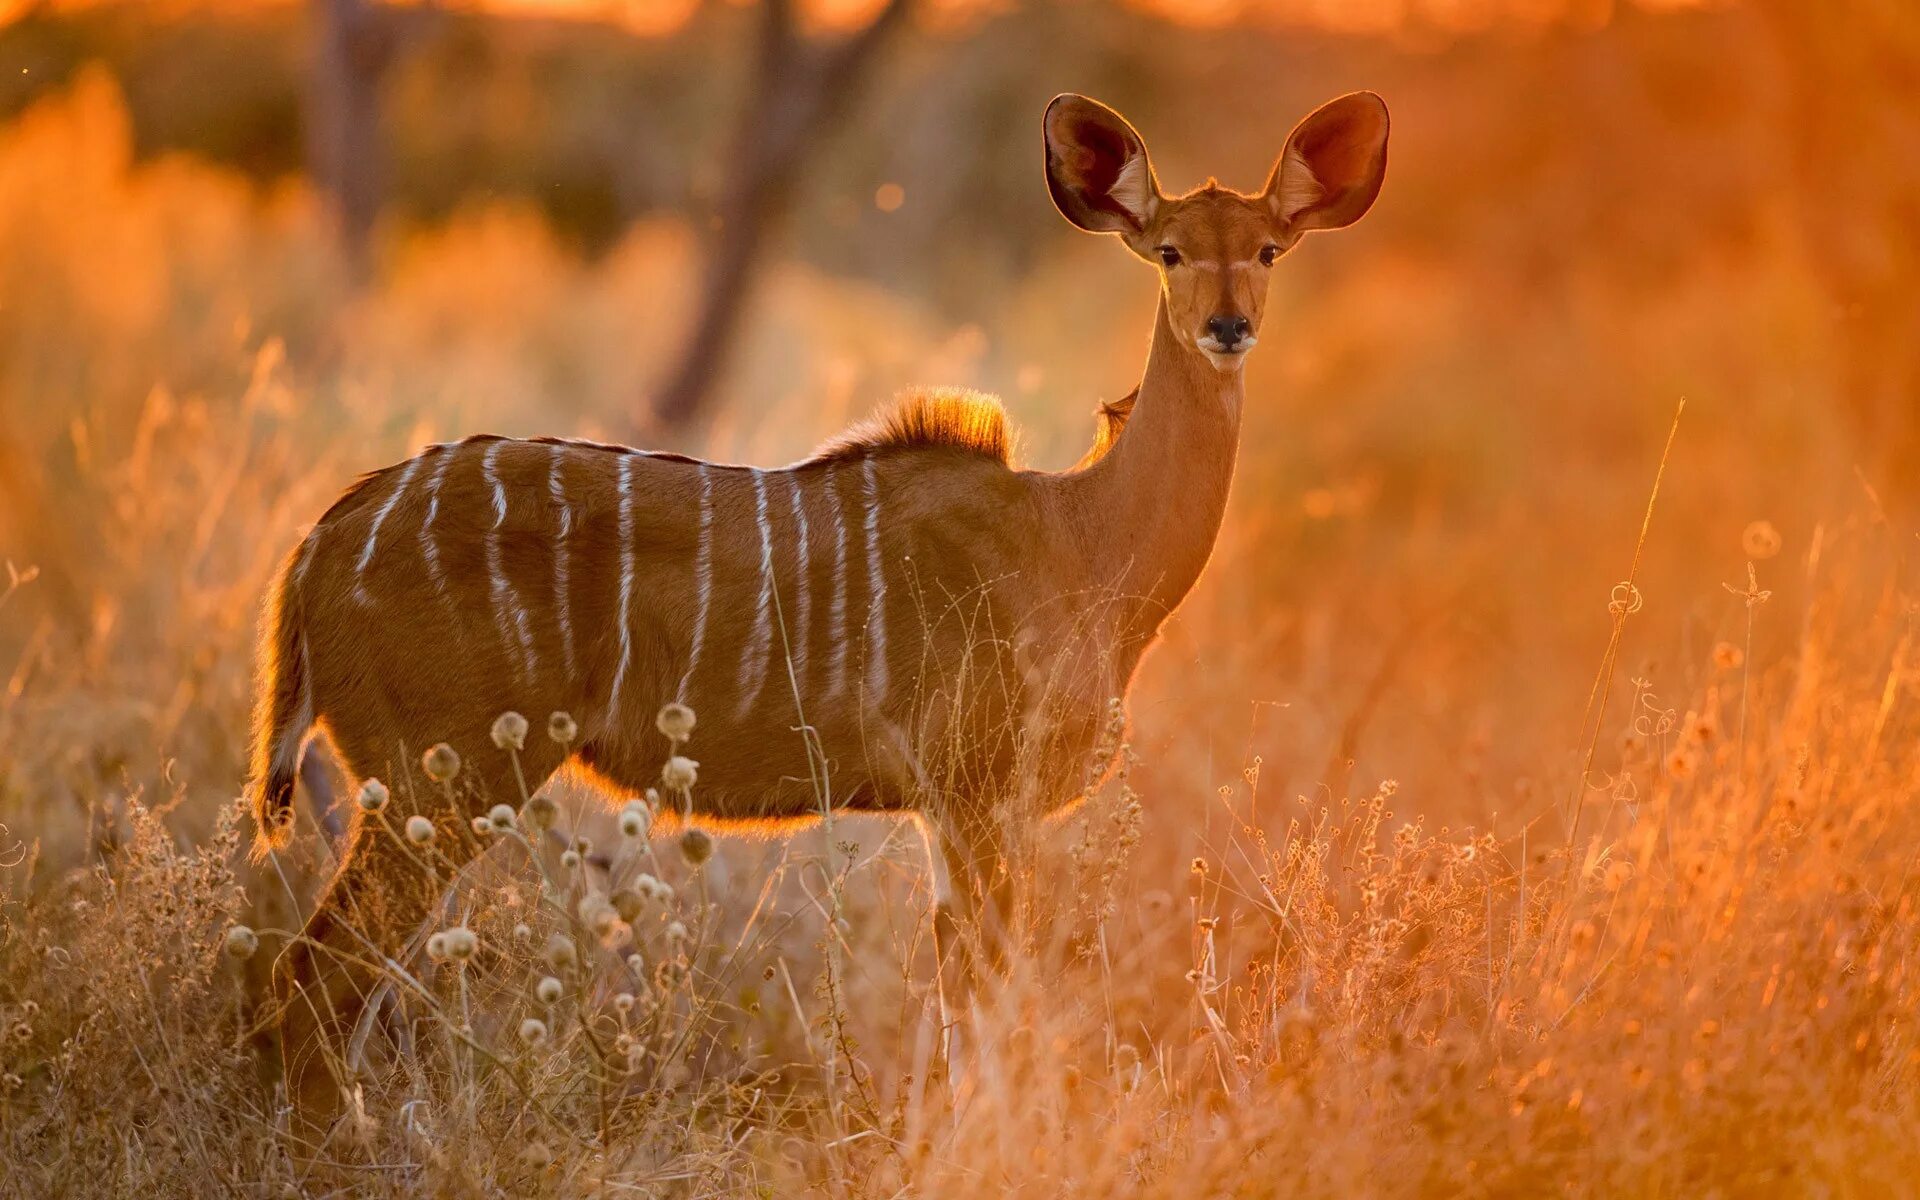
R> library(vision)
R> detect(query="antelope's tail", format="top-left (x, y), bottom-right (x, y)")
top-left (247, 546), bottom-right (314, 860)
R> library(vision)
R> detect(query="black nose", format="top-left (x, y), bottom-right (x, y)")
top-left (1206, 314), bottom-right (1251, 349)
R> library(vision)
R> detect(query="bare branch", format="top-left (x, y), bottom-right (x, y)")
top-left (647, 0), bottom-right (916, 434)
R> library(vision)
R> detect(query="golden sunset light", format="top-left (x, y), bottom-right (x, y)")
top-left (1, 0), bottom-right (1917, 1195)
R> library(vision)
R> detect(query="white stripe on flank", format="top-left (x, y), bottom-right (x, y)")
top-left (861, 455), bottom-right (889, 700)
top-left (353, 452), bottom-right (426, 604)
top-left (607, 453), bottom-right (637, 718)
top-left (547, 444), bottom-right (576, 677)
top-left (785, 473), bottom-right (811, 689)
top-left (826, 466), bottom-right (850, 697)
top-left (736, 469), bottom-right (777, 717)
top-left (482, 441), bottom-right (538, 681)
top-left (417, 444), bottom-right (456, 599)
top-left (677, 464), bottom-right (715, 704)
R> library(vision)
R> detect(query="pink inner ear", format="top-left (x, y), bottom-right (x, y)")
top-left (1067, 121), bottom-right (1126, 195)
top-left (1300, 107), bottom-right (1384, 193)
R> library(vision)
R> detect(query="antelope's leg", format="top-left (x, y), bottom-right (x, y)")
top-left (925, 808), bottom-right (1013, 1066)
top-left (274, 760), bottom-right (532, 1140)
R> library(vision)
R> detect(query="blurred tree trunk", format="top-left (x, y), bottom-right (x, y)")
top-left (309, 0), bottom-right (404, 275)
top-left (648, 0), bottom-right (914, 434)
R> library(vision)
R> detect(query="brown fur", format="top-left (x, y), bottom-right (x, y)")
top-left (252, 91), bottom-right (1388, 1132)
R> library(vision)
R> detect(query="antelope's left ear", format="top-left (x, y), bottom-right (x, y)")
top-left (1263, 91), bottom-right (1389, 234)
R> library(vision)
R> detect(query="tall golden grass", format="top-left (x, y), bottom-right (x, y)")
top-left (1, 64), bottom-right (1916, 1196)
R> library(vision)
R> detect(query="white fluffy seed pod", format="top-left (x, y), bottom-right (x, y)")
top-left (490, 711), bottom-right (529, 751)
top-left (660, 756), bottom-right (699, 791)
top-left (545, 933), bottom-right (578, 971)
top-left (441, 926), bottom-right (477, 963)
top-left (518, 1017), bottom-right (548, 1046)
top-left (536, 975), bottom-right (563, 1005)
top-left (547, 711), bottom-right (578, 745)
top-left (223, 925), bottom-right (259, 960)
top-left (488, 804), bottom-right (517, 831)
top-left (405, 816), bottom-right (436, 845)
top-left (578, 893), bottom-right (617, 937)
top-left (421, 743), bottom-right (461, 782)
top-left (618, 803), bottom-right (650, 840)
top-left (655, 702), bottom-right (697, 743)
top-left (355, 778), bottom-right (390, 813)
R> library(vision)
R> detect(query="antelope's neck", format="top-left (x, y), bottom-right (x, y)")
top-left (1065, 299), bottom-right (1244, 638)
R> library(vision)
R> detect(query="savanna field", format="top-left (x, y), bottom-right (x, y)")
top-left (3, 1), bottom-right (1920, 1195)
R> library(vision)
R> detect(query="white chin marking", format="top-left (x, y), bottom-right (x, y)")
top-left (1195, 336), bottom-right (1255, 371)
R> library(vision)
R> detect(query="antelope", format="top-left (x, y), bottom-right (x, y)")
top-left (250, 90), bottom-right (1388, 1123)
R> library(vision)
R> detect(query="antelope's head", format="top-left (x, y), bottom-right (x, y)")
top-left (1043, 91), bottom-right (1389, 372)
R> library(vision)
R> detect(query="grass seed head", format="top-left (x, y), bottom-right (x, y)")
top-left (619, 802), bottom-right (651, 840)
top-left (679, 827), bottom-right (713, 866)
top-left (611, 888), bottom-right (644, 924)
top-left (521, 793), bottom-right (558, 831)
top-left (442, 926), bottom-right (477, 962)
top-left (491, 710), bottom-right (529, 751)
top-left (422, 743), bottom-right (461, 782)
top-left (656, 702), bottom-right (696, 743)
top-left (354, 778), bottom-right (389, 813)
top-left (661, 755), bottom-right (699, 791)
top-left (579, 893), bottom-right (618, 937)
top-left (223, 925), bottom-right (258, 960)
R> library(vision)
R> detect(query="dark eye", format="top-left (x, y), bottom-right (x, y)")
top-left (1258, 244), bottom-right (1280, 266)
top-left (1157, 245), bottom-right (1181, 268)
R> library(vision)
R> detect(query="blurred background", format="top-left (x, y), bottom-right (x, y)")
top-left (1, 0), bottom-right (1916, 863)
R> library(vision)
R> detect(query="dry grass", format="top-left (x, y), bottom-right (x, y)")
top-left (2, 69), bottom-right (1919, 1197)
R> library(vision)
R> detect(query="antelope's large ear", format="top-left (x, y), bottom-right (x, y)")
top-left (1264, 91), bottom-right (1389, 234)
top-left (1043, 94), bottom-right (1160, 235)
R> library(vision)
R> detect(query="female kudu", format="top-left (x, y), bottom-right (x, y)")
top-left (251, 90), bottom-right (1388, 1122)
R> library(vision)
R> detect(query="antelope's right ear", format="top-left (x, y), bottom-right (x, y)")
top-left (1043, 94), bottom-right (1160, 236)
top-left (1264, 91), bottom-right (1390, 234)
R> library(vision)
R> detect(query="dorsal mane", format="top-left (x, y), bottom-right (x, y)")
top-left (1073, 388), bottom-right (1139, 470)
top-left (811, 387), bottom-right (1013, 465)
